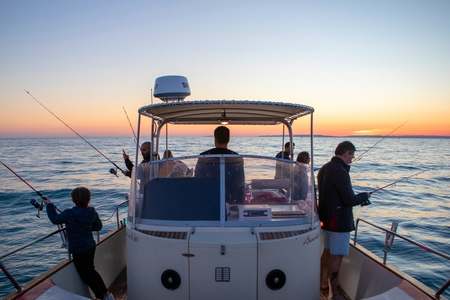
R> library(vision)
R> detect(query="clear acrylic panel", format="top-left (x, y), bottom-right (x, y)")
top-left (129, 155), bottom-right (316, 226)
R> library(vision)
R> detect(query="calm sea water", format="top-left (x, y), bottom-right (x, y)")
top-left (0, 136), bottom-right (449, 298)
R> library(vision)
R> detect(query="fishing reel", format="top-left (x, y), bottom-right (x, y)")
top-left (30, 198), bottom-right (44, 218)
top-left (109, 168), bottom-right (118, 177)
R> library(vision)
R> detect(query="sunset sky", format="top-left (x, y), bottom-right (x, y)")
top-left (1, 1), bottom-right (449, 137)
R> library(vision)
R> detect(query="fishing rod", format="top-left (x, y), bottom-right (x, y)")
top-left (354, 121), bottom-right (408, 162)
top-left (122, 106), bottom-right (137, 142)
top-left (369, 169), bottom-right (428, 195)
top-left (24, 90), bottom-right (125, 176)
top-left (0, 160), bottom-right (61, 217)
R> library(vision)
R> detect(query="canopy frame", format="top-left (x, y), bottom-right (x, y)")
top-left (137, 100), bottom-right (314, 161)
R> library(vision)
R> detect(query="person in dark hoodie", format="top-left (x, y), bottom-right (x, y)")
top-left (318, 141), bottom-right (371, 299)
top-left (44, 187), bottom-right (114, 300)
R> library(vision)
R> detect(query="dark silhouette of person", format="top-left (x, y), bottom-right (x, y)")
top-left (293, 151), bottom-right (310, 200)
top-left (45, 187), bottom-right (115, 300)
top-left (318, 141), bottom-right (371, 298)
top-left (195, 126), bottom-right (245, 204)
top-left (275, 142), bottom-right (295, 179)
top-left (159, 149), bottom-right (190, 177)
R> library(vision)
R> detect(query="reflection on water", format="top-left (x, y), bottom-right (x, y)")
top-left (0, 136), bottom-right (449, 297)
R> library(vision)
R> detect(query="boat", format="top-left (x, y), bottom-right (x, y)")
top-left (1, 76), bottom-right (448, 299)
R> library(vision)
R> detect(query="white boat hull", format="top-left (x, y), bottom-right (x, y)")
top-left (127, 225), bottom-right (321, 300)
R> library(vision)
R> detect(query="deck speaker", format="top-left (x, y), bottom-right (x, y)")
top-left (161, 269), bottom-right (181, 290)
top-left (265, 269), bottom-right (286, 290)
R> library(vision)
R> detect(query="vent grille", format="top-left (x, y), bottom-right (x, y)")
top-left (215, 267), bottom-right (231, 282)
top-left (137, 229), bottom-right (187, 240)
top-left (259, 229), bottom-right (309, 240)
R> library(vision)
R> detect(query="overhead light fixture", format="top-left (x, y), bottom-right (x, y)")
top-left (219, 110), bottom-right (229, 125)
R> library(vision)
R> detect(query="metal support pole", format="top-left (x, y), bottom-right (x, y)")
top-left (150, 119), bottom-right (155, 161)
top-left (281, 121), bottom-right (294, 202)
top-left (353, 219), bottom-right (359, 246)
top-left (116, 207), bottom-right (120, 229)
top-left (309, 112), bottom-right (316, 226)
top-left (383, 221), bottom-right (399, 265)
top-left (0, 261), bottom-right (21, 291)
top-left (165, 124), bottom-right (168, 152)
top-left (436, 279), bottom-right (450, 299)
top-left (219, 157), bottom-right (225, 226)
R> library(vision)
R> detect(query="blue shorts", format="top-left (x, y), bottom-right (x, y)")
top-left (322, 230), bottom-right (350, 256)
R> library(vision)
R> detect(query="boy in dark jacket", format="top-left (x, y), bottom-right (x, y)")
top-left (45, 187), bottom-right (113, 300)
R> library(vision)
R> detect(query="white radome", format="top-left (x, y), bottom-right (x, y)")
top-left (153, 75), bottom-right (191, 102)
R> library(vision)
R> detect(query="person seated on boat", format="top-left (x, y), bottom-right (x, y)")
top-left (44, 187), bottom-right (115, 300)
top-left (195, 126), bottom-right (245, 204)
top-left (318, 141), bottom-right (371, 299)
top-left (123, 141), bottom-right (159, 183)
top-left (293, 151), bottom-right (310, 201)
top-left (275, 141), bottom-right (295, 179)
top-left (159, 149), bottom-right (191, 177)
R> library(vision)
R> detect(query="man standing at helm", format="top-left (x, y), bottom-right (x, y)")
top-left (318, 141), bottom-right (371, 299)
top-left (195, 126), bottom-right (245, 204)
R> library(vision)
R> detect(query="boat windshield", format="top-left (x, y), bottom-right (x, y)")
top-left (128, 155), bottom-right (317, 227)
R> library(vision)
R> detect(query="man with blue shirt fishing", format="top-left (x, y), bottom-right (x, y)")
top-left (318, 141), bottom-right (371, 299)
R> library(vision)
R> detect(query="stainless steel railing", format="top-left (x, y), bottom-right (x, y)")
top-left (0, 200), bottom-right (128, 293)
top-left (354, 218), bottom-right (450, 299)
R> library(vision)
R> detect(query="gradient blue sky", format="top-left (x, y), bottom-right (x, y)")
top-left (1, 1), bottom-right (449, 136)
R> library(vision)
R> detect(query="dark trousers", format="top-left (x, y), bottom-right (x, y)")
top-left (72, 247), bottom-right (107, 299)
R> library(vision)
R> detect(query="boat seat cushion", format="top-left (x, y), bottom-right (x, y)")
top-left (142, 177), bottom-right (220, 221)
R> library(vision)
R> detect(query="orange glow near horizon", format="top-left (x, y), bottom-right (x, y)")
top-left (2, 117), bottom-right (448, 137)
top-left (1, 94), bottom-right (449, 137)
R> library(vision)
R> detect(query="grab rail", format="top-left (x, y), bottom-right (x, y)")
top-left (97, 200), bottom-right (129, 228)
top-left (354, 218), bottom-right (450, 299)
top-left (0, 200), bottom-right (128, 293)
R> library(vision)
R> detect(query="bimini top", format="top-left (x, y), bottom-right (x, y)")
top-left (139, 100), bottom-right (314, 125)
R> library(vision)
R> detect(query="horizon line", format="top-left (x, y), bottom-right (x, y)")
top-left (0, 134), bottom-right (449, 139)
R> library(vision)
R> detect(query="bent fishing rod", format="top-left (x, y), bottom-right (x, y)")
top-left (0, 160), bottom-right (61, 217)
top-left (369, 169), bottom-right (428, 195)
top-left (25, 90), bottom-right (125, 176)
top-left (122, 106), bottom-right (137, 143)
top-left (354, 121), bottom-right (408, 162)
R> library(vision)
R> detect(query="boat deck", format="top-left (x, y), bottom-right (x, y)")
top-left (107, 268), bottom-right (348, 300)
top-left (110, 268), bottom-right (127, 300)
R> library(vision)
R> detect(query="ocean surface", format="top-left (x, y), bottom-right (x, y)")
top-left (0, 136), bottom-right (449, 298)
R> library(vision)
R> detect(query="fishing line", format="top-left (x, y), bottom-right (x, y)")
top-left (24, 90), bottom-right (125, 175)
top-left (0, 160), bottom-right (61, 216)
top-left (122, 106), bottom-right (137, 142)
top-left (354, 121), bottom-right (408, 162)
top-left (0, 160), bottom-right (44, 198)
top-left (369, 169), bottom-right (428, 195)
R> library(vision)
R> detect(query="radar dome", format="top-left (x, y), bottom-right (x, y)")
top-left (153, 75), bottom-right (191, 102)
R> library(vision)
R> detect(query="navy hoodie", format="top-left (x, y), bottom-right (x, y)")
top-left (46, 203), bottom-right (102, 254)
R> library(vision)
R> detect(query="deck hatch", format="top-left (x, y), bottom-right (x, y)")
top-left (259, 229), bottom-right (309, 240)
top-left (215, 267), bottom-right (231, 282)
top-left (137, 229), bottom-right (187, 240)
